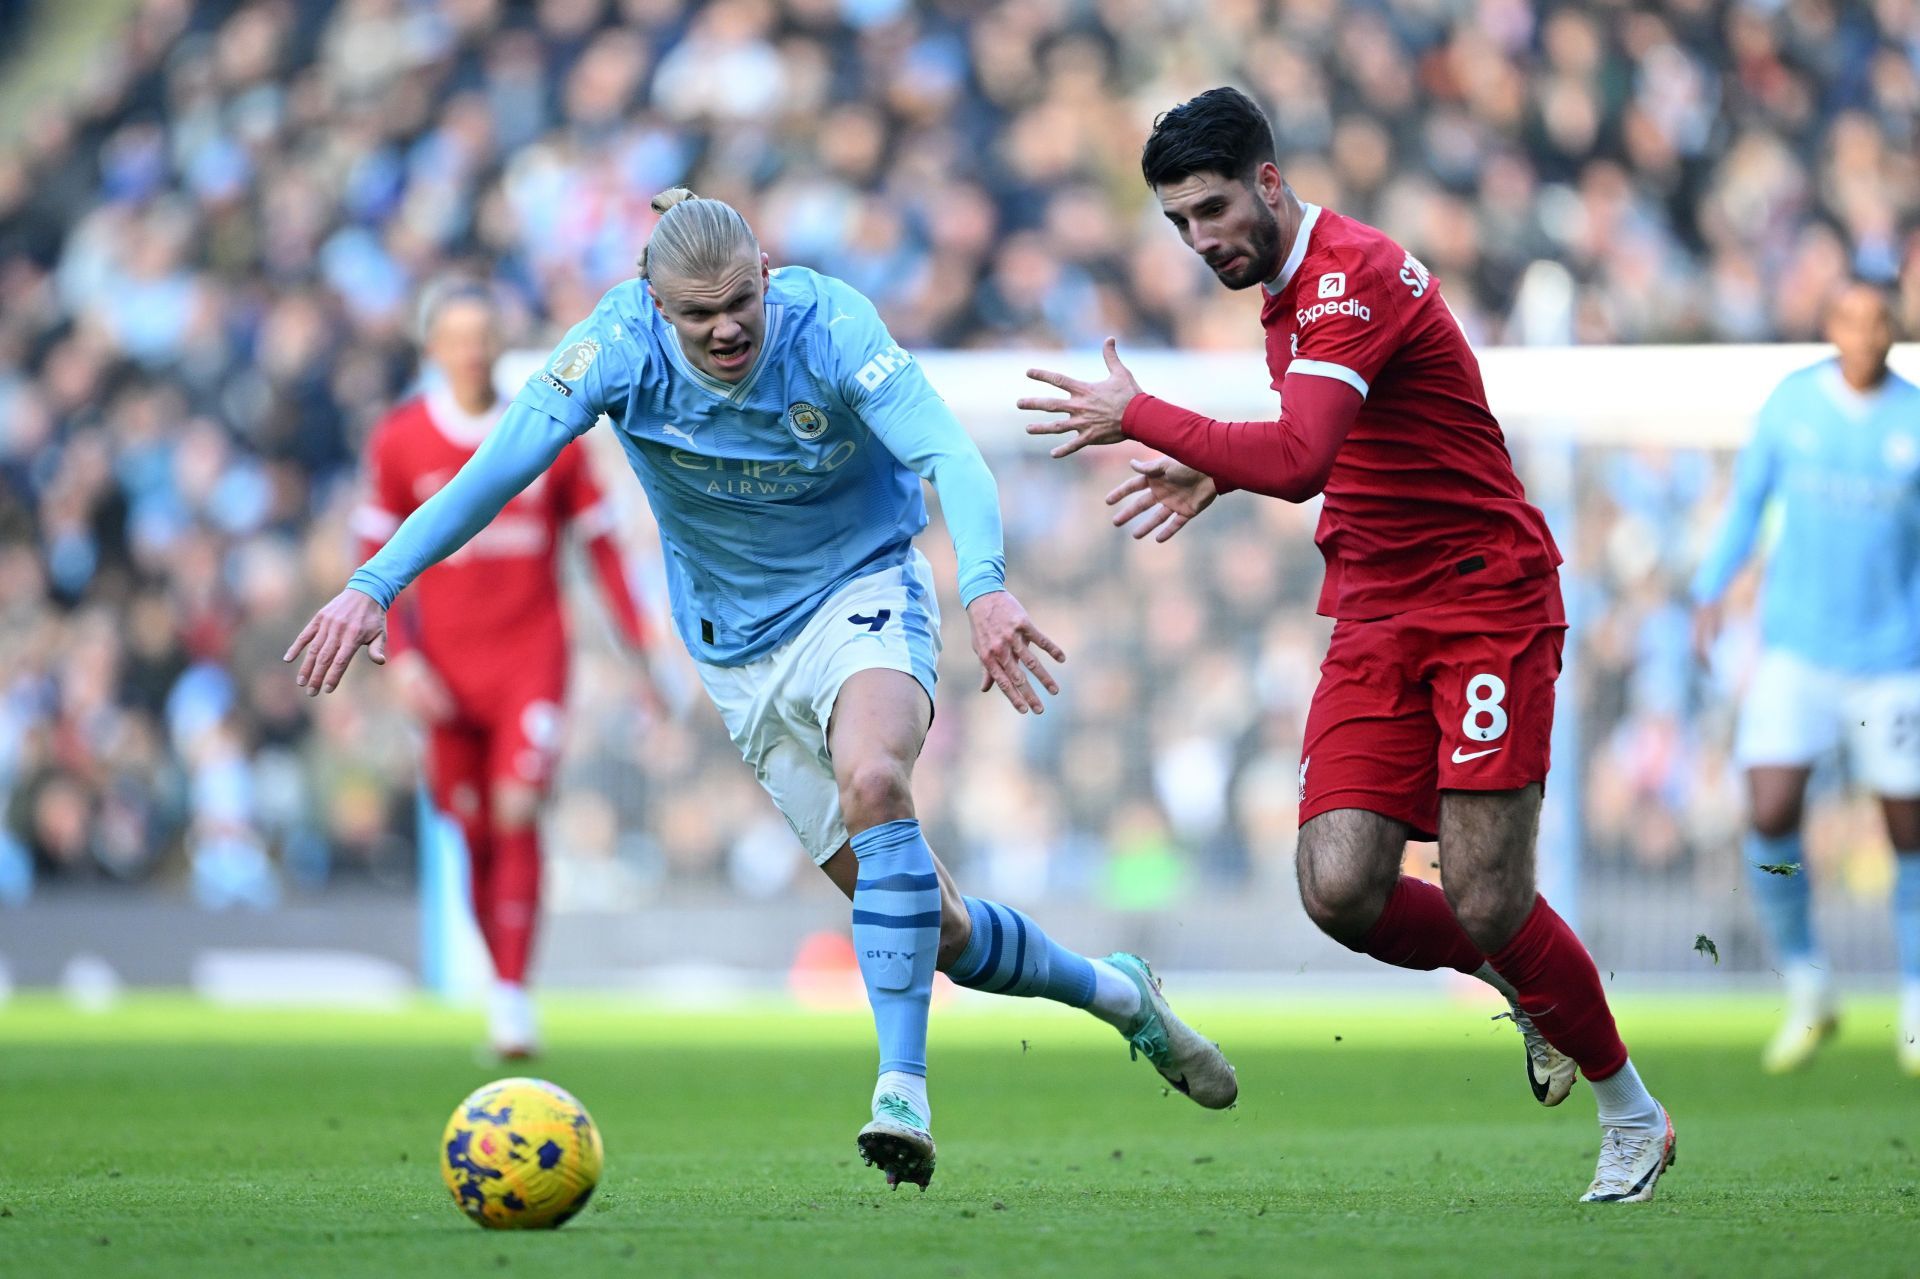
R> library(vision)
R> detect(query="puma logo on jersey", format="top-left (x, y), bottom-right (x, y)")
top-left (828, 310), bottom-right (855, 328)
top-left (660, 422), bottom-right (698, 446)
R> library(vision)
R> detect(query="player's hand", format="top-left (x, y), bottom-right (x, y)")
top-left (391, 650), bottom-right (456, 723)
top-left (284, 587), bottom-right (388, 697)
top-left (1691, 601), bottom-right (1722, 666)
top-left (967, 590), bottom-right (1065, 715)
top-left (1106, 458), bottom-right (1218, 542)
top-left (1019, 337), bottom-right (1142, 458)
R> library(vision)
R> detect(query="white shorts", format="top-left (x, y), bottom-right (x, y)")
top-left (1735, 648), bottom-right (1920, 797)
top-left (696, 551), bottom-right (942, 865)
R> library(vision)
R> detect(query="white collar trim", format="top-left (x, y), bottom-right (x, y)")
top-left (425, 384), bottom-right (505, 446)
top-left (1264, 203), bottom-right (1322, 296)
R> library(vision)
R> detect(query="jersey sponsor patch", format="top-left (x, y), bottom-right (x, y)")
top-left (854, 344), bottom-right (911, 391)
top-left (785, 400), bottom-right (829, 441)
top-left (550, 338), bottom-right (601, 381)
top-left (537, 371), bottom-right (573, 397)
top-left (1297, 298), bottom-right (1372, 326)
top-left (1317, 271), bottom-right (1347, 299)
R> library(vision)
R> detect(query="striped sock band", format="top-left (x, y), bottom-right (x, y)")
top-left (948, 896), bottom-right (1096, 1009)
top-left (849, 819), bottom-right (942, 1076)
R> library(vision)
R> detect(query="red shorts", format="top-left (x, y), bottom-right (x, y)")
top-left (1299, 572), bottom-right (1565, 840)
top-left (425, 686), bottom-right (567, 823)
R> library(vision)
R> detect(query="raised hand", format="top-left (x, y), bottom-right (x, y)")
top-left (283, 587), bottom-right (389, 697)
top-left (1019, 337), bottom-right (1142, 458)
top-left (1106, 458), bottom-right (1219, 543)
top-left (967, 589), bottom-right (1066, 715)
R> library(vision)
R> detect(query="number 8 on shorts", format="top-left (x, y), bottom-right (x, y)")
top-left (1463, 672), bottom-right (1508, 742)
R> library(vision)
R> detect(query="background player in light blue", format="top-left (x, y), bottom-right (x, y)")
top-left (286, 189), bottom-right (1237, 1189)
top-left (1693, 281), bottom-right (1920, 1076)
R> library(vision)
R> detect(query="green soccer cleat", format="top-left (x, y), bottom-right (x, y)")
top-left (1105, 952), bottom-right (1238, 1109)
top-left (857, 1092), bottom-right (936, 1191)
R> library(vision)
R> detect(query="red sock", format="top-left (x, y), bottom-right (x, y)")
top-left (1354, 876), bottom-right (1486, 975)
top-left (1488, 895), bottom-right (1629, 1080)
top-left (485, 826), bottom-right (542, 985)
top-left (457, 818), bottom-right (500, 963)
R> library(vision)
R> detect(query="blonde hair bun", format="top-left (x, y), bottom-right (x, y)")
top-left (639, 188), bottom-right (759, 282)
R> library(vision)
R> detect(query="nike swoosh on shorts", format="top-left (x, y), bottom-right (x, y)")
top-left (1451, 746), bottom-right (1502, 763)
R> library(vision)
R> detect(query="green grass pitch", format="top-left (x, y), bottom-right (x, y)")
top-left (0, 993), bottom-right (1913, 1278)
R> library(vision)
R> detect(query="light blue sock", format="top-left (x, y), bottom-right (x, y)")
top-left (948, 896), bottom-right (1097, 1008)
top-left (850, 819), bottom-right (941, 1077)
top-left (1747, 830), bottom-right (1815, 963)
top-left (1894, 852), bottom-right (1920, 984)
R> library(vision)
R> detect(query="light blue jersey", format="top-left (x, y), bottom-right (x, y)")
top-left (349, 267), bottom-right (1006, 665)
top-left (1693, 359), bottom-right (1920, 673)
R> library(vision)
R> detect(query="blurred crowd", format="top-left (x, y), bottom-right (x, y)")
top-left (2, 0), bottom-right (1918, 907)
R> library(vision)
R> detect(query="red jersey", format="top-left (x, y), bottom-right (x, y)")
top-left (1126, 204), bottom-right (1561, 619)
top-left (353, 388), bottom-right (643, 708)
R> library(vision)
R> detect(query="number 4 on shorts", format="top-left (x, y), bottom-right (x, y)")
top-left (849, 610), bottom-right (891, 633)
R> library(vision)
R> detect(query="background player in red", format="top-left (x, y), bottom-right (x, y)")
top-left (1021, 88), bottom-right (1674, 1203)
top-left (352, 280), bottom-right (658, 1057)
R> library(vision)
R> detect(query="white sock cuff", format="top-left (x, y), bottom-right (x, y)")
top-left (875, 1070), bottom-right (930, 1124)
top-left (1590, 1058), bottom-right (1662, 1133)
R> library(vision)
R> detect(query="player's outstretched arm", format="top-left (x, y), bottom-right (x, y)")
top-left (826, 279), bottom-right (1068, 711)
top-left (1023, 337), bottom-right (1362, 506)
top-left (1689, 399), bottom-right (1781, 658)
top-left (284, 402), bottom-right (577, 696)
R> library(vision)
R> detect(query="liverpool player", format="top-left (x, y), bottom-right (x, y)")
top-left (352, 280), bottom-right (657, 1058)
top-left (1022, 88), bottom-right (1674, 1202)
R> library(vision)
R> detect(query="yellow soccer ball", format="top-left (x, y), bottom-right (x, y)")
top-left (439, 1077), bottom-right (604, 1229)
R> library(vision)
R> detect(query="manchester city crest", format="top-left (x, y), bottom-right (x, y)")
top-left (550, 338), bottom-right (600, 381)
top-left (785, 400), bottom-right (829, 441)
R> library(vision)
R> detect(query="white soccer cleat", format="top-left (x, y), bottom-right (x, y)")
top-left (1762, 961), bottom-right (1837, 1074)
top-left (1493, 1005), bottom-right (1576, 1106)
top-left (1105, 953), bottom-right (1238, 1109)
top-left (1580, 1107), bottom-right (1676, 1204)
top-left (488, 981), bottom-right (541, 1060)
top-left (1762, 1011), bottom-right (1838, 1074)
top-left (857, 1092), bottom-right (936, 1190)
